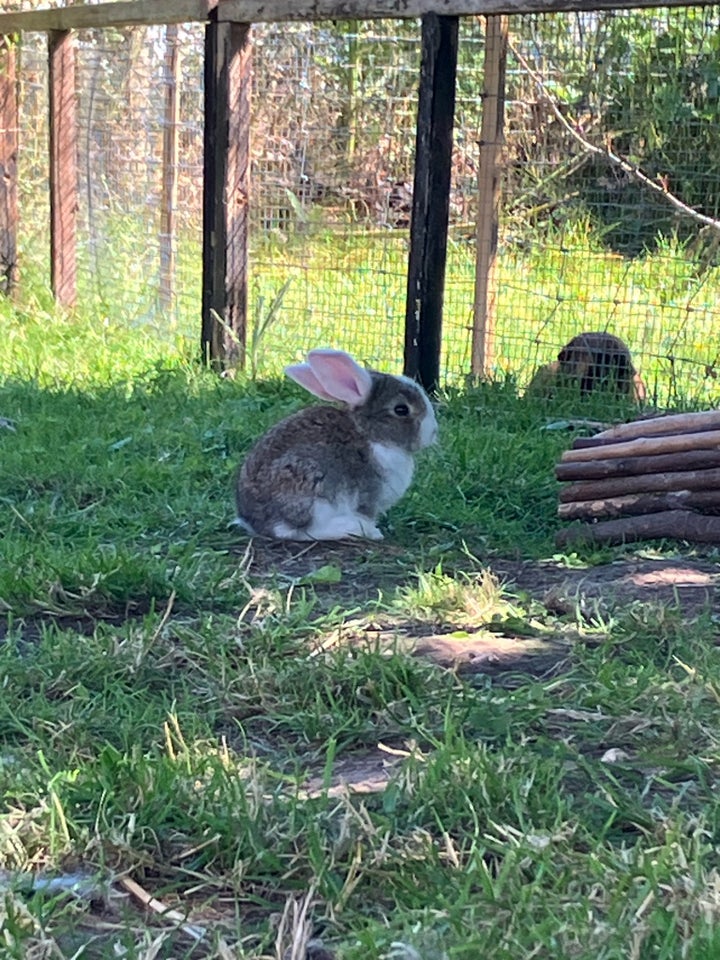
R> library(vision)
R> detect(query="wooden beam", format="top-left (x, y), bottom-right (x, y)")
top-left (472, 14), bottom-right (507, 378)
top-left (559, 466), bottom-right (720, 504)
top-left (160, 23), bottom-right (180, 312)
top-left (201, 19), bottom-right (251, 370)
top-left (404, 14), bottom-right (459, 393)
top-left (557, 447), bottom-right (720, 484)
top-left (216, 0), bottom-right (715, 23)
top-left (558, 489), bottom-right (720, 521)
top-left (49, 30), bottom-right (77, 308)
top-left (0, 0), bottom-right (712, 33)
top-left (0, 1), bottom-right (217, 35)
top-left (0, 35), bottom-right (18, 297)
top-left (570, 408), bottom-right (720, 448)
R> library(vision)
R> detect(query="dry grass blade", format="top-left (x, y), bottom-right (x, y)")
top-left (275, 883), bottom-right (320, 960)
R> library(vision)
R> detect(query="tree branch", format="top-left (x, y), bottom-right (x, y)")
top-left (510, 40), bottom-right (720, 237)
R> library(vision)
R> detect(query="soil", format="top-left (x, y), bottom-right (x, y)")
top-left (493, 555), bottom-right (720, 618)
top-left (5, 539), bottom-right (717, 799)
top-left (236, 539), bottom-right (720, 688)
top-left (288, 550), bottom-right (720, 797)
top-left (236, 540), bottom-right (720, 619)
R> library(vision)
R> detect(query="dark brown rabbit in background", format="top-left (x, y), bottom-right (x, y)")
top-left (235, 349), bottom-right (438, 541)
top-left (526, 332), bottom-right (647, 402)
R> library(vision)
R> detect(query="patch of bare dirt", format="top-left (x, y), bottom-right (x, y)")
top-left (290, 558), bottom-right (720, 800)
top-left (300, 746), bottom-right (404, 799)
top-left (231, 537), bottom-right (406, 607)
top-left (493, 556), bottom-right (720, 619)
top-left (236, 540), bottom-right (719, 618)
top-left (314, 614), bottom-right (572, 681)
top-left (235, 542), bottom-right (719, 684)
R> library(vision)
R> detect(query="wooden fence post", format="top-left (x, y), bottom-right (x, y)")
top-left (160, 23), bottom-right (180, 313)
top-left (0, 34), bottom-right (18, 297)
top-left (472, 15), bottom-right (507, 378)
top-left (201, 15), bottom-right (251, 371)
top-left (49, 29), bottom-right (77, 308)
top-left (403, 14), bottom-right (459, 393)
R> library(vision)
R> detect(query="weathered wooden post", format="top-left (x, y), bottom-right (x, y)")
top-left (472, 15), bottom-right (508, 378)
top-left (404, 14), bottom-right (459, 394)
top-left (201, 10), bottom-right (251, 371)
top-left (48, 29), bottom-right (77, 307)
top-left (0, 34), bottom-right (18, 297)
top-left (160, 23), bottom-right (180, 313)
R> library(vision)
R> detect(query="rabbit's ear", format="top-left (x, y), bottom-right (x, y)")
top-left (286, 349), bottom-right (373, 406)
top-left (307, 349), bottom-right (373, 405)
top-left (284, 363), bottom-right (339, 402)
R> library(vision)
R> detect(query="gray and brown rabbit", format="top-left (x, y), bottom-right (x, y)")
top-left (235, 349), bottom-right (438, 541)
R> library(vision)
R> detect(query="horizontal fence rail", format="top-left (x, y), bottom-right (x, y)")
top-left (216, 0), bottom-right (717, 18)
top-left (0, 1), bottom-right (217, 33)
top-left (0, 0), bottom-right (715, 33)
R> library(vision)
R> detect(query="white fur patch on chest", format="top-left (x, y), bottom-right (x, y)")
top-left (370, 441), bottom-right (415, 511)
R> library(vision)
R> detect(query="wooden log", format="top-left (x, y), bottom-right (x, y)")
top-left (561, 428), bottom-right (720, 465)
top-left (559, 466), bottom-right (720, 504)
top-left (558, 489), bottom-right (720, 521)
top-left (556, 447), bottom-right (720, 482)
top-left (201, 19), bottom-right (251, 370)
top-left (49, 30), bottom-right (77, 308)
top-left (471, 14), bottom-right (507, 378)
top-left (556, 510), bottom-right (720, 548)
top-left (404, 14), bottom-right (459, 393)
top-left (160, 23), bottom-right (180, 312)
top-left (0, 35), bottom-right (18, 297)
top-left (571, 408), bottom-right (720, 450)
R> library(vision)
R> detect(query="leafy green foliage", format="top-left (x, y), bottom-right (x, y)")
top-left (507, 9), bottom-right (720, 256)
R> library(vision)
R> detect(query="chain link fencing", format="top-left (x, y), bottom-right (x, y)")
top-left (13, 8), bottom-right (720, 403)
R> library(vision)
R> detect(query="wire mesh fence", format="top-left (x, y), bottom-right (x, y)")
top-left (13, 8), bottom-right (720, 403)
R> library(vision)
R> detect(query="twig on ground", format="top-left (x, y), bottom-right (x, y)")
top-left (118, 875), bottom-right (207, 942)
top-left (143, 588), bottom-right (176, 657)
top-left (556, 509), bottom-right (720, 547)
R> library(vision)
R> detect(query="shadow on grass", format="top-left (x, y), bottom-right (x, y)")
top-left (3, 370), bottom-right (716, 666)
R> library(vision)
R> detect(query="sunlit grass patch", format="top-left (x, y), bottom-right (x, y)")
top-left (395, 565), bottom-right (514, 625)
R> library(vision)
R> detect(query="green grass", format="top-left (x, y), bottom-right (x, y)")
top-left (2, 258), bottom-right (720, 958)
top-left (246, 226), bottom-right (720, 406)
top-left (17, 217), bottom-right (720, 406)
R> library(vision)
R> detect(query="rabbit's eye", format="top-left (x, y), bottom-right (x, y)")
top-left (394, 403), bottom-right (410, 417)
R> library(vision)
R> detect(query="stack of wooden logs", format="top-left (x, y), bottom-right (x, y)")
top-left (555, 409), bottom-right (720, 546)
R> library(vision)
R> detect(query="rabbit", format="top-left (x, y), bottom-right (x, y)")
top-left (235, 349), bottom-right (438, 541)
top-left (526, 332), bottom-right (646, 402)
top-left (558, 332), bottom-right (646, 399)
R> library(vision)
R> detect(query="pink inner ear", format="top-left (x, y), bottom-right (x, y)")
top-left (284, 363), bottom-right (338, 402)
top-left (306, 349), bottom-right (373, 406)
